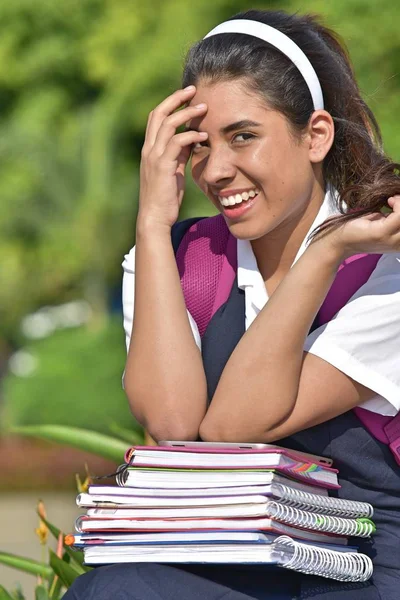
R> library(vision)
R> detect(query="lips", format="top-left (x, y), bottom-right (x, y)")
top-left (219, 191), bottom-right (259, 219)
top-left (217, 188), bottom-right (259, 207)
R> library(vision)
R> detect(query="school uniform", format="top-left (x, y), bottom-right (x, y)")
top-left (66, 191), bottom-right (400, 600)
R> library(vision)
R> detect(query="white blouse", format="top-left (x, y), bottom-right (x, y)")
top-left (122, 193), bottom-right (400, 416)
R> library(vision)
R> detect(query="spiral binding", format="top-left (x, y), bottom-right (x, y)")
top-left (275, 535), bottom-right (373, 582)
top-left (273, 484), bottom-right (374, 518)
top-left (115, 464), bottom-right (129, 486)
top-left (267, 501), bottom-right (375, 537)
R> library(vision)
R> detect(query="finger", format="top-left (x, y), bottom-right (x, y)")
top-left (159, 130), bottom-right (208, 165)
top-left (364, 213), bottom-right (385, 222)
top-left (387, 195), bottom-right (400, 210)
top-left (153, 103), bottom-right (207, 154)
top-left (144, 109), bottom-right (154, 142)
top-left (380, 202), bottom-right (400, 235)
top-left (144, 86), bottom-right (197, 150)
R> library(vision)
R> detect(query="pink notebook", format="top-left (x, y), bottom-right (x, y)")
top-left (124, 445), bottom-right (334, 468)
top-left (122, 446), bottom-right (339, 489)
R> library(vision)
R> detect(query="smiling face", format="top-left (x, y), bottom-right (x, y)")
top-left (188, 78), bottom-right (326, 241)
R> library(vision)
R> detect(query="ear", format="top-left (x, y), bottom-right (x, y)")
top-left (307, 110), bottom-right (334, 163)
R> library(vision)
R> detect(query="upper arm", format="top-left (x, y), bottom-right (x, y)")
top-left (121, 245), bottom-right (202, 355)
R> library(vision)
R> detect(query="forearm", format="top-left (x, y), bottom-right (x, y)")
top-left (200, 239), bottom-right (343, 442)
top-left (124, 219), bottom-right (207, 442)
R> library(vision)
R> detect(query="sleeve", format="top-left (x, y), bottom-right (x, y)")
top-left (304, 253), bottom-right (400, 416)
top-left (121, 246), bottom-right (202, 354)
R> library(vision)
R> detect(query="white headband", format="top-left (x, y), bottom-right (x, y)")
top-left (203, 19), bottom-right (324, 111)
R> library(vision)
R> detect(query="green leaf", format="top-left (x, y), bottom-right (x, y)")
top-left (0, 552), bottom-right (52, 579)
top-left (10, 424), bottom-right (127, 462)
top-left (61, 549), bottom-right (85, 575)
top-left (49, 550), bottom-right (81, 588)
top-left (0, 586), bottom-right (16, 600)
top-left (65, 547), bottom-right (88, 570)
top-left (10, 586), bottom-right (25, 600)
top-left (37, 513), bottom-right (89, 572)
top-left (35, 585), bottom-right (49, 600)
top-left (109, 422), bottom-right (143, 445)
top-left (48, 573), bottom-right (63, 600)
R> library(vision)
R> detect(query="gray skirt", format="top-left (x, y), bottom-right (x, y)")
top-left (63, 562), bottom-right (381, 600)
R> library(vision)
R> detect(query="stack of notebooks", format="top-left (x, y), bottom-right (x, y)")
top-left (66, 443), bottom-right (375, 582)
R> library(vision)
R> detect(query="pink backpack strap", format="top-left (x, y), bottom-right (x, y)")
top-left (382, 419), bottom-right (400, 466)
top-left (176, 215), bottom-right (236, 338)
top-left (317, 253), bottom-right (400, 465)
top-left (316, 253), bottom-right (381, 323)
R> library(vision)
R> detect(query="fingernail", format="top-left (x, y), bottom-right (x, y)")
top-left (194, 103), bottom-right (207, 109)
top-left (184, 85), bottom-right (195, 91)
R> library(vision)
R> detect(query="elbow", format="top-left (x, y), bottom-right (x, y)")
top-left (199, 418), bottom-right (244, 443)
top-left (124, 384), bottom-right (200, 444)
top-left (199, 415), bottom-right (272, 444)
top-left (147, 421), bottom-right (200, 444)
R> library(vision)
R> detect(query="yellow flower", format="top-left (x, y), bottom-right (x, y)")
top-left (35, 500), bottom-right (48, 546)
top-left (75, 462), bottom-right (93, 493)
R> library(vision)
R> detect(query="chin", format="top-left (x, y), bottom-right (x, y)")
top-left (226, 219), bottom-right (275, 241)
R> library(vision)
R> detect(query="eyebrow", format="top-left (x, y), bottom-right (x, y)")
top-left (220, 120), bottom-right (262, 134)
top-left (185, 119), bottom-right (262, 134)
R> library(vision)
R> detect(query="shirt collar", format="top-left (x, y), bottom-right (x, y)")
top-left (237, 188), bottom-right (338, 291)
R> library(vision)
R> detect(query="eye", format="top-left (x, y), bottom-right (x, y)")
top-left (232, 132), bottom-right (255, 143)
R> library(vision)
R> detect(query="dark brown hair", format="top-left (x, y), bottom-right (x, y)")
top-left (182, 10), bottom-right (400, 238)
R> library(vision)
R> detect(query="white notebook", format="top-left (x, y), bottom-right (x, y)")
top-left (71, 530), bottom-right (354, 550)
top-left (84, 501), bottom-right (374, 538)
top-left (79, 493), bottom-right (272, 509)
top-left (75, 514), bottom-right (348, 545)
top-left (91, 474), bottom-right (328, 497)
top-left (80, 536), bottom-right (373, 583)
top-left (79, 484), bottom-right (372, 519)
top-left (72, 530), bottom-right (279, 546)
top-left (119, 467), bottom-right (338, 488)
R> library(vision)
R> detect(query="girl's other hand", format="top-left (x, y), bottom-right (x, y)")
top-left (137, 86), bottom-right (208, 230)
top-left (321, 195), bottom-right (400, 260)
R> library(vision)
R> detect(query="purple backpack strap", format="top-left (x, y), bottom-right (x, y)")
top-left (317, 253), bottom-right (400, 465)
top-left (177, 218), bottom-right (400, 465)
top-left (176, 215), bottom-right (236, 338)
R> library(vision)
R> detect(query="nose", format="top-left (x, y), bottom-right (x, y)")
top-left (194, 145), bottom-right (237, 188)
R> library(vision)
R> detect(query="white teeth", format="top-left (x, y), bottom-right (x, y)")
top-left (218, 188), bottom-right (259, 207)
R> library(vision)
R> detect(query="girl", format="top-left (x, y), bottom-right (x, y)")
top-left (66, 9), bottom-right (400, 600)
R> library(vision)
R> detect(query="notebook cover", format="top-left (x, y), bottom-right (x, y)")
top-left (125, 445), bottom-right (334, 469)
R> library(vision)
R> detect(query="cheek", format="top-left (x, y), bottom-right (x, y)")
top-left (268, 146), bottom-right (311, 190)
top-left (249, 140), bottom-right (300, 180)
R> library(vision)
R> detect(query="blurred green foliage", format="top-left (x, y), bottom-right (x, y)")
top-left (2, 318), bottom-right (141, 435)
top-left (1, 0), bottom-right (399, 433)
